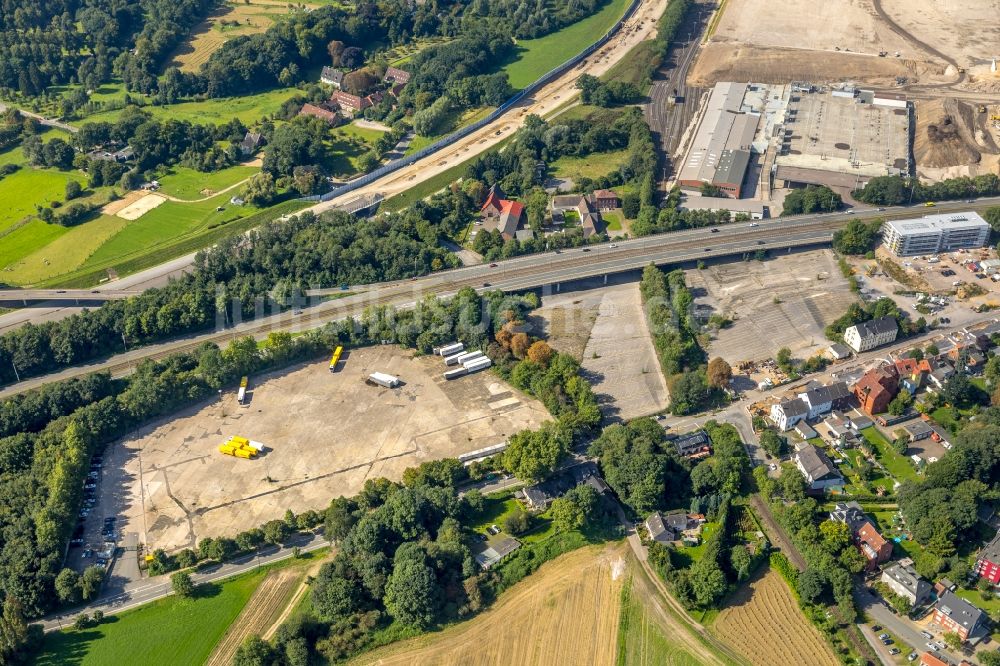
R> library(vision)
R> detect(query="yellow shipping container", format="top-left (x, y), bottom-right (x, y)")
top-left (234, 449), bottom-right (253, 459)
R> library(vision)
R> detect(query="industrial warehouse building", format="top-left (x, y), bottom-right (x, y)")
top-left (676, 82), bottom-right (911, 200)
top-left (676, 82), bottom-right (762, 197)
top-left (882, 212), bottom-right (990, 256)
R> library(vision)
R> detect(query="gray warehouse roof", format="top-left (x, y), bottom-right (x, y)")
top-left (884, 212), bottom-right (989, 236)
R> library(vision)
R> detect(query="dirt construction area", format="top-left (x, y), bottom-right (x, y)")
top-left (111, 346), bottom-right (550, 552)
top-left (686, 250), bottom-right (859, 364)
top-left (115, 193), bottom-right (167, 220)
top-left (349, 544), bottom-right (626, 666)
top-left (711, 568), bottom-right (839, 666)
top-left (689, 0), bottom-right (968, 88)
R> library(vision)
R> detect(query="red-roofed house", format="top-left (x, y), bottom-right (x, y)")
top-left (856, 521), bottom-right (893, 570)
top-left (919, 653), bottom-right (948, 666)
top-left (299, 103), bottom-right (341, 125)
top-left (331, 91), bottom-right (371, 117)
top-left (480, 184), bottom-right (526, 240)
top-left (592, 189), bottom-right (620, 211)
top-left (384, 66), bottom-right (411, 85)
top-left (853, 366), bottom-right (898, 415)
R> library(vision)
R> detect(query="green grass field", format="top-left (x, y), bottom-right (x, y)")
top-left (502, 0), bottom-right (633, 89)
top-left (82, 88), bottom-right (298, 126)
top-left (156, 165), bottom-right (257, 201)
top-left (83, 193), bottom-right (245, 268)
top-left (616, 574), bottom-right (705, 666)
top-left (35, 570), bottom-right (267, 666)
top-left (335, 123), bottom-right (387, 144)
top-left (860, 427), bottom-right (918, 483)
top-left (0, 148), bottom-right (87, 234)
top-left (550, 148), bottom-right (630, 181)
top-left (602, 211), bottom-right (622, 231)
top-left (34, 551), bottom-right (325, 666)
top-left (3, 215), bottom-right (130, 285)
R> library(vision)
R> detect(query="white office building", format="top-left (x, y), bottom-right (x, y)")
top-left (882, 212), bottom-right (990, 256)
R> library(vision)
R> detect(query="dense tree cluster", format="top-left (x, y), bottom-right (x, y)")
top-left (0, 205), bottom-right (466, 385)
top-left (781, 185), bottom-right (842, 215)
top-left (854, 174), bottom-right (1000, 206)
top-left (639, 264), bottom-right (721, 415)
top-left (831, 219), bottom-right (882, 255)
top-left (897, 412), bottom-right (1000, 579)
top-left (576, 73), bottom-right (641, 107)
top-left (73, 106), bottom-right (246, 174)
top-left (631, 187), bottom-right (743, 236)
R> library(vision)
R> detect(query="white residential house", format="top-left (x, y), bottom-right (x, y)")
top-left (799, 382), bottom-right (852, 419)
top-left (794, 444), bottom-right (845, 491)
top-left (770, 397), bottom-right (808, 431)
top-left (881, 561), bottom-right (931, 606)
top-left (844, 317), bottom-right (898, 353)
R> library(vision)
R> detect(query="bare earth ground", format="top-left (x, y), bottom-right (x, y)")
top-left (579, 284), bottom-right (669, 421)
top-left (914, 98), bottom-right (1000, 179)
top-left (100, 190), bottom-right (148, 217)
top-left (111, 347), bottom-right (550, 552)
top-left (690, 0), bottom-right (953, 87)
top-left (350, 543), bottom-right (626, 666)
top-left (879, 0), bottom-right (1000, 72)
top-left (115, 193), bottom-right (167, 220)
top-left (529, 289), bottom-right (603, 362)
top-left (309, 0), bottom-right (670, 215)
top-left (712, 568), bottom-right (839, 666)
top-left (687, 250), bottom-right (858, 364)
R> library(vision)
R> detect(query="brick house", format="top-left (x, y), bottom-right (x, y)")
top-left (975, 532), bottom-right (1000, 585)
top-left (298, 103), bottom-right (341, 125)
top-left (330, 90), bottom-right (371, 117)
top-left (932, 590), bottom-right (988, 641)
top-left (480, 184), bottom-right (526, 240)
top-left (592, 189), bottom-right (620, 211)
top-left (384, 66), bottom-right (411, 85)
top-left (852, 366), bottom-right (899, 415)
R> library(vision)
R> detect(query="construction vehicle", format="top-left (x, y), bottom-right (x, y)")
top-left (328, 346), bottom-right (343, 372)
top-left (979, 105), bottom-right (988, 113)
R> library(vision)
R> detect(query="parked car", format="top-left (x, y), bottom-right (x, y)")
top-left (889, 648), bottom-right (900, 656)
top-left (872, 625), bottom-right (882, 632)
top-left (878, 633), bottom-right (889, 640)
top-left (907, 652), bottom-right (918, 662)
top-left (921, 631), bottom-right (933, 640)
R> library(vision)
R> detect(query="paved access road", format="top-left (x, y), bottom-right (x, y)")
top-left (40, 531), bottom-right (327, 632)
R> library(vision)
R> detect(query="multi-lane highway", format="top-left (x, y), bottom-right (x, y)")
top-left (1, 199), bottom-right (995, 398)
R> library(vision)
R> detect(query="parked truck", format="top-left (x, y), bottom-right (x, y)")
top-left (455, 351), bottom-right (484, 365)
top-left (443, 351), bottom-right (466, 366)
top-left (237, 376), bottom-right (249, 405)
top-left (368, 372), bottom-right (400, 388)
top-left (443, 367), bottom-right (468, 380)
top-left (438, 342), bottom-right (464, 357)
top-left (464, 357), bottom-right (493, 373)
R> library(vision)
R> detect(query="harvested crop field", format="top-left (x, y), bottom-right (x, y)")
top-left (206, 563), bottom-right (311, 666)
top-left (712, 568), bottom-right (838, 666)
top-left (350, 544), bottom-right (626, 666)
top-left (169, 2), bottom-right (293, 72)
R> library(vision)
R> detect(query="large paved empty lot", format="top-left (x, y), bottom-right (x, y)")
top-left (110, 346), bottom-right (550, 552)
top-left (580, 284), bottom-right (669, 421)
top-left (687, 250), bottom-right (859, 364)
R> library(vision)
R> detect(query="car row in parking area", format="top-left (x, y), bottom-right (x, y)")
top-left (70, 454), bottom-right (119, 572)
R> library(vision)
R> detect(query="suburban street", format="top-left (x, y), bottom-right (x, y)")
top-left (39, 531), bottom-right (327, 632)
